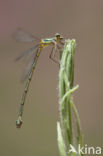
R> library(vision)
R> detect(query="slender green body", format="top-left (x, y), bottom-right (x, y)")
top-left (16, 47), bottom-right (43, 128)
top-left (16, 33), bottom-right (64, 128)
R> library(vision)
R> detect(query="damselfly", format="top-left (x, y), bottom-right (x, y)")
top-left (14, 28), bottom-right (64, 128)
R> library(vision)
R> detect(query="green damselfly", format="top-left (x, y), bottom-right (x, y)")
top-left (14, 28), bottom-right (64, 128)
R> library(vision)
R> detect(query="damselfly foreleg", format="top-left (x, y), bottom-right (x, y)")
top-left (49, 45), bottom-right (60, 64)
top-left (49, 43), bottom-right (63, 64)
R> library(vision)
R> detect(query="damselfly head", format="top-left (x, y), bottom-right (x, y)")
top-left (55, 33), bottom-right (63, 40)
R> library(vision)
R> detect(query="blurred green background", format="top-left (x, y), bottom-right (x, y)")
top-left (0, 0), bottom-right (103, 155)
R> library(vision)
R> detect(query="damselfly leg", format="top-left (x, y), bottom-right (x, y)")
top-left (49, 46), bottom-right (60, 64)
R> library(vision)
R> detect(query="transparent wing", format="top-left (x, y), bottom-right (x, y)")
top-left (21, 48), bottom-right (39, 82)
top-left (13, 28), bottom-right (40, 42)
top-left (15, 44), bottom-right (39, 61)
top-left (15, 45), bottom-right (38, 82)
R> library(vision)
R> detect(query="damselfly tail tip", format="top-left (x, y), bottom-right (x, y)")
top-left (16, 116), bottom-right (23, 128)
